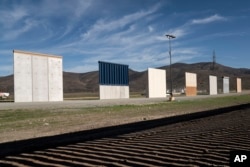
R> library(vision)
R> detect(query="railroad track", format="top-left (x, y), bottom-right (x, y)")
top-left (0, 105), bottom-right (250, 166)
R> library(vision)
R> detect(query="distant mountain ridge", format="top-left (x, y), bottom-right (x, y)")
top-left (0, 62), bottom-right (249, 95)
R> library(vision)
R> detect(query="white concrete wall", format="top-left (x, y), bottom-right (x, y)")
top-left (185, 72), bottom-right (197, 87)
top-left (223, 77), bottom-right (230, 93)
top-left (48, 57), bottom-right (63, 101)
top-left (32, 55), bottom-right (49, 101)
top-left (147, 68), bottom-right (166, 98)
top-left (14, 52), bottom-right (33, 102)
top-left (99, 85), bottom-right (129, 99)
top-left (14, 50), bottom-right (63, 102)
top-left (209, 75), bottom-right (217, 95)
top-left (237, 78), bottom-right (242, 93)
top-left (185, 72), bottom-right (197, 96)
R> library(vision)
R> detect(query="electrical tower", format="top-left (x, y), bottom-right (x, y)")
top-left (212, 50), bottom-right (216, 71)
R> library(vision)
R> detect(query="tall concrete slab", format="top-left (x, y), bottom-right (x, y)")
top-left (223, 76), bottom-right (230, 93)
top-left (185, 72), bottom-right (197, 96)
top-left (48, 57), bottom-right (63, 101)
top-left (147, 68), bottom-right (166, 98)
top-left (32, 55), bottom-right (49, 101)
top-left (237, 78), bottom-right (242, 93)
top-left (13, 50), bottom-right (63, 102)
top-left (14, 52), bottom-right (33, 102)
top-left (209, 75), bottom-right (217, 95)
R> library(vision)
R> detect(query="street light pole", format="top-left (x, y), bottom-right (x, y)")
top-left (166, 34), bottom-right (176, 101)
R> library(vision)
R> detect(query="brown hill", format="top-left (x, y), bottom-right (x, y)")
top-left (0, 62), bottom-right (249, 96)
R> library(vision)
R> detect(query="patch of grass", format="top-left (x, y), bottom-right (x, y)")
top-left (123, 94), bottom-right (248, 110)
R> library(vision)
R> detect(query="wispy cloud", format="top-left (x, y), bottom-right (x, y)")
top-left (148, 26), bottom-right (154, 32)
top-left (2, 19), bottom-right (39, 40)
top-left (58, 6), bottom-right (219, 73)
top-left (162, 14), bottom-right (227, 40)
top-left (32, 0), bottom-right (92, 19)
top-left (191, 14), bottom-right (227, 24)
top-left (165, 27), bottom-right (189, 39)
top-left (0, 6), bottom-right (28, 28)
top-left (174, 48), bottom-right (200, 55)
top-left (81, 3), bottom-right (161, 40)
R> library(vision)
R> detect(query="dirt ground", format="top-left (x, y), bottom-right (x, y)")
top-left (0, 92), bottom-right (249, 166)
top-left (0, 105), bottom-right (250, 166)
top-left (1, 92), bottom-right (249, 144)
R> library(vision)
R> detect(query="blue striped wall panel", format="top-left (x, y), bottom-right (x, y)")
top-left (98, 61), bottom-right (129, 85)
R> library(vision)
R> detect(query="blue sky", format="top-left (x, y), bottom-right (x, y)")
top-left (0, 0), bottom-right (250, 76)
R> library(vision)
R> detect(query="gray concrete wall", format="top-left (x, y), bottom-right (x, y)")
top-left (223, 77), bottom-right (229, 93)
top-left (13, 50), bottom-right (63, 102)
top-left (99, 85), bottom-right (129, 99)
top-left (209, 75), bottom-right (217, 95)
top-left (147, 68), bottom-right (166, 98)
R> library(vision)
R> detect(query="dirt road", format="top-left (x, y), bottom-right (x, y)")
top-left (0, 105), bottom-right (249, 166)
top-left (1, 91), bottom-right (249, 110)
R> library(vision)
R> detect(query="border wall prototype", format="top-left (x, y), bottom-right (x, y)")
top-left (147, 68), bottom-right (166, 98)
top-left (14, 50), bottom-right (63, 102)
top-left (223, 76), bottom-right (230, 93)
top-left (185, 72), bottom-right (197, 96)
top-left (99, 61), bottom-right (129, 99)
top-left (236, 78), bottom-right (242, 93)
top-left (209, 75), bottom-right (217, 95)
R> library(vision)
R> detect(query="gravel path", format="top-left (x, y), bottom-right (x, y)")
top-left (1, 91), bottom-right (249, 110)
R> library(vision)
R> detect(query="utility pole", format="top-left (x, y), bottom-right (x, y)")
top-left (166, 34), bottom-right (176, 101)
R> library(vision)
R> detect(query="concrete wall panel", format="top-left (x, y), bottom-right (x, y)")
top-left (223, 77), bottom-right (229, 93)
top-left (209, 75), bottom-right (217, 95)
top-left (32, 56), bottom-right (49, 101)
top-left (237, 78), bottom-right (242, 93)
top-left (120, 86), bottom-right (129, 98)
top-left (48, 57), bottom-right (63, 101)
top-left (99, 85), bottom-right (129, 99)
top-left (13, 50), bottom-right (63, 102)
top-left (14, 52), bottom-right (33, 102)
top-left (147, 68), bottom-right (166, 98)
top-left (185, 72), bottom-right (197, 96)
top-left (185, 72), bottom-right (197, 87)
